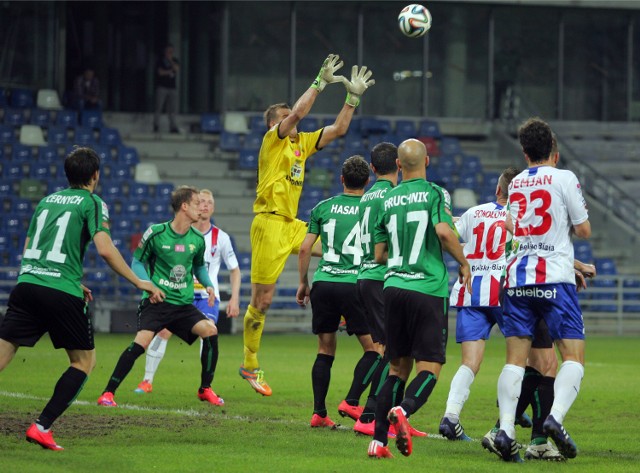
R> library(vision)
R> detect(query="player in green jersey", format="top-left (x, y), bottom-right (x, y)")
top-left (353, 142), bottom-right (398, 434)
top-left (367, 139), bottom-right (472, 458)
top-left (297, 155), bottom-right (380, 428)
top-left (0, 147), bottom-right (164, 450)
top-left (97, 186), bottom-right (220, 408)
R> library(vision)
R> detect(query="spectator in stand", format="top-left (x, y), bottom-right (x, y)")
top-left (73, 67), bottom-right (101, 110)
top-left (153, 44), bottom-right (180, 134)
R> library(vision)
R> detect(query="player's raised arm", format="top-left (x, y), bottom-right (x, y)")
top-left (319, 65), bottom-right (376, 148)
top-left (278, 54), bottom-right (345, 139)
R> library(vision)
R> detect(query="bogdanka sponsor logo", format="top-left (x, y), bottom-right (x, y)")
top-left (507, 287), bottom-right (557, 299)
top-left (158, 278), bottom-right (187, 289)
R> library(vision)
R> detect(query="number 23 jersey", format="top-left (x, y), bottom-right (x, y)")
top-left (506, 166), bottom-right (588, 288)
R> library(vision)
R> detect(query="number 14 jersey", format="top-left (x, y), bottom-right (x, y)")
top-left (506, 166), bottom-right (588, 288)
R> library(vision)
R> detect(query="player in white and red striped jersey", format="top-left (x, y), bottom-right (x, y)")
top-left (439, 167), bottom-right (520, 442)
top-left (495, 118), bottom-right (591, 463)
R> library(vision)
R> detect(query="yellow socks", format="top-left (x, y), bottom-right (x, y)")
top-left (243, 304), bottom-right (266, 371)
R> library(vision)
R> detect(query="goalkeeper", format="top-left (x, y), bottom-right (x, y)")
top-left (239, 54), bottom-right (375, 396)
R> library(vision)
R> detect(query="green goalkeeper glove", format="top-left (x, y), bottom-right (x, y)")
top-left (311, 54), bottom-right (346, 93)
top-left (343, 65), bottom-right (375, 107)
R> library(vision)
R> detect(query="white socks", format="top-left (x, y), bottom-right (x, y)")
top-left (444, 364), bottom-right (475, 421)
top-left (550, 360), bottom-right (584, 424)
top-left (497, 364), bottom-right (525, 439)
top-left (144, 335), bottom-right (168, 383)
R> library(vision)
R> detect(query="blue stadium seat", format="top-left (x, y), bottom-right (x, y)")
top-left (112, 164), bottom-right (134, 180)
top-left (129, 182), bottom-right (150, 199)
top-left (248, 116), bottom-right (267, 134)
top-left (236, 252), bottom-right (251, 270)
top-left (101, 182), bottom-right (122, 200)
top-left (298, 117), bottom-right (320, 133)
top-left (0, 180), bottom-right (13, 196)
top-left (112, 217), bottom-right (136, 234)
top-left (238, 149), bottom-right (258, 169)
top-left (99, 127), bottom-right (122, 146)
top-left (343, 134), bottom-right (365, 151)
top-left (0, 125), bottom-right (16, 143)
top-left (573, 241), bottom-right (593, 262)
top-left (92, 144), bottom-right (111, 162)
top-left (12, 197), bottom-right (32, 214)
top-left (56, 110), bottom-right (78, 127)
top-left (121, 199), bottom-right (141, 215)
top-left (81, 109), bottom-right (103, 129)
top-left (418, 119), bottom-right (442, 139)
top-left (10, 88), bottom-right (34, 108)
top-left (310, 151), bottom-right (335, 170)
top-left (29, 163), bottom-right (49, 180)
top-left (438, 156), bottom-right (459, 174)
top-left (301, 186), bottom-right (324, 201)
top-left (3, 108), bottom-right (26, 126)
top-left (30, 109), bottom-right (51, 126)
top-left (4, 216), bottom-right (23, 234)
top-left (361, 117), bottom-right (392, 136)
top-left (3, 163), bottom-right (23, 180)
top-left (38, 145), bottom-right (59, 163)
top-left (219, 131), bottom-right (242, 152)
top-left (440, 137), bottom-right (463, 156)
top-left (12, 143), bottom-right (33, 161)
top-left (117, 145), bottom-right (140, 165)
top-left (483, 172), bottom-right (500, 189)
top-left (147, 198), bottom-right (170, 218)
top-left (595, 258), bottom-right (617, 275)
top-left (201, 113), bottom-right (222, 134)
top-left (459, 174), bottom-right (480, 191)
top-left (0, 87), bottom-right (7, 107)
top-left (154, 183), bottom-right (174, 198)
top-left (47, 179), bottom-right (67, 194)
top-left (395, 119), bottom-right (417, 137)
top-left (46, 125), bottom-right (68, 144)
top-left (461, 155), bottom-right (482, 174)
top-left (73, 126), bottom-right (96, 145)
top-left (243, 132), bottom-right (263, 150)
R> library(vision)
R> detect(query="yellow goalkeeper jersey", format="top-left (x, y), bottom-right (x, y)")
top-left (253, 126), bottom-right (323, 219)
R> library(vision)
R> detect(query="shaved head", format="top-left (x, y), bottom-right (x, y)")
top-left (398, 139), bottom-right (428, 171)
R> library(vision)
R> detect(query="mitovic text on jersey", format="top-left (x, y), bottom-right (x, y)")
top-left (510, 175), bottom-right (552, 189)
top-left (384, 192), bottom-right (429, 210)
top-left (361, 188), bottom-right (388, 202)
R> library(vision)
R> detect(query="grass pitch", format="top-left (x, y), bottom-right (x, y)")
top-left (1, 333), bottom-right (638, 472)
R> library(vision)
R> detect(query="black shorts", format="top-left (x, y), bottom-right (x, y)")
top-left (310, 281), bottom-right (369, 336)
top-left (531, 317), bottom-right (553, 349)
top-left (0, 283), bottom-right (93, 350)
top-left (384, 286), bottom-right (448, 364)
top-left (137, 299), bottom-right (207, 345)
top-left (357, 279), bottom-right (385, 345)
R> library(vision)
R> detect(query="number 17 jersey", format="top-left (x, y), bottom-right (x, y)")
top-left (506, 166), bottom-right (588, 288)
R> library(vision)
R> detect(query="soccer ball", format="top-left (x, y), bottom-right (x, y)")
top-left (398, 4), bottom-right (432, 38)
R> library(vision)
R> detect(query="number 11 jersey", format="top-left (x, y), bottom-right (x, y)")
top-left (19, 188), bottom-right (111, 298)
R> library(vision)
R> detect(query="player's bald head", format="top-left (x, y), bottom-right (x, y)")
top-left (398, 139), bottom-right (428, 171)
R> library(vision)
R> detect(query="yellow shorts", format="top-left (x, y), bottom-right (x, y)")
top-left (250, 213), bottom-right (309, 285)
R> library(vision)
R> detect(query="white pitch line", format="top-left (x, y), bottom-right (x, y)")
top-left (0, 390), bottom-right (470, 441)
